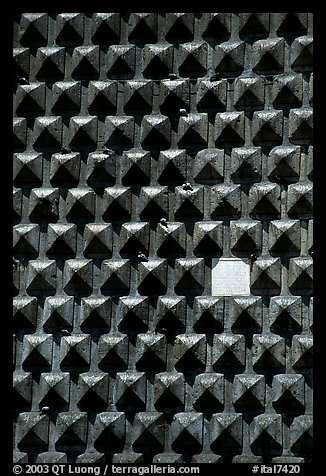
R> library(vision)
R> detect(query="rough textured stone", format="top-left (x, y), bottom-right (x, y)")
top-left (13, 12), bottom-right (313, 463)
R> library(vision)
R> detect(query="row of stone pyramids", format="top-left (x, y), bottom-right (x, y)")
top-left (13, 38), bottom-right (312, 79)
top-left (13, 294), bottom-right (312, 336)
top-left (13, 257), bottom-right (312, 299)
top-left (14, 410), bottom-right (312, 463)
top-left (13, 184), bottom-right (313, 220)
top-left (13, 111), bottom-right (313, 153)
top-left (14, 331), bottom-right (312, 374)
top-left (13, 219), bottom-right (312, 257)
top-left (14, 76), bottom-right (313, 119)
top-left (16, 13), bottom-right (311, 46)
top-left (12, 147), bottom-right (312, 187)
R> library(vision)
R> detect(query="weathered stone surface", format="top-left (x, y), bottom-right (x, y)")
top-left (13, 12), bottom-right (312, 463)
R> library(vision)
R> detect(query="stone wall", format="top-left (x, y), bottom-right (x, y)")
top-left (13, 13), bottom-right (313, 463)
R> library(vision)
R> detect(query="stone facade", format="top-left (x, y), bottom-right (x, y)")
top-left (13, 13), bottom-right (313, 463)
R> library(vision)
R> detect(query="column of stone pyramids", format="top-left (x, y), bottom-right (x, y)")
top-left (13, 13), bottom-right (313, 463)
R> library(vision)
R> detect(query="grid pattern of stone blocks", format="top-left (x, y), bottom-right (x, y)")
top-left (13, 13), bottom-right (313, 463)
